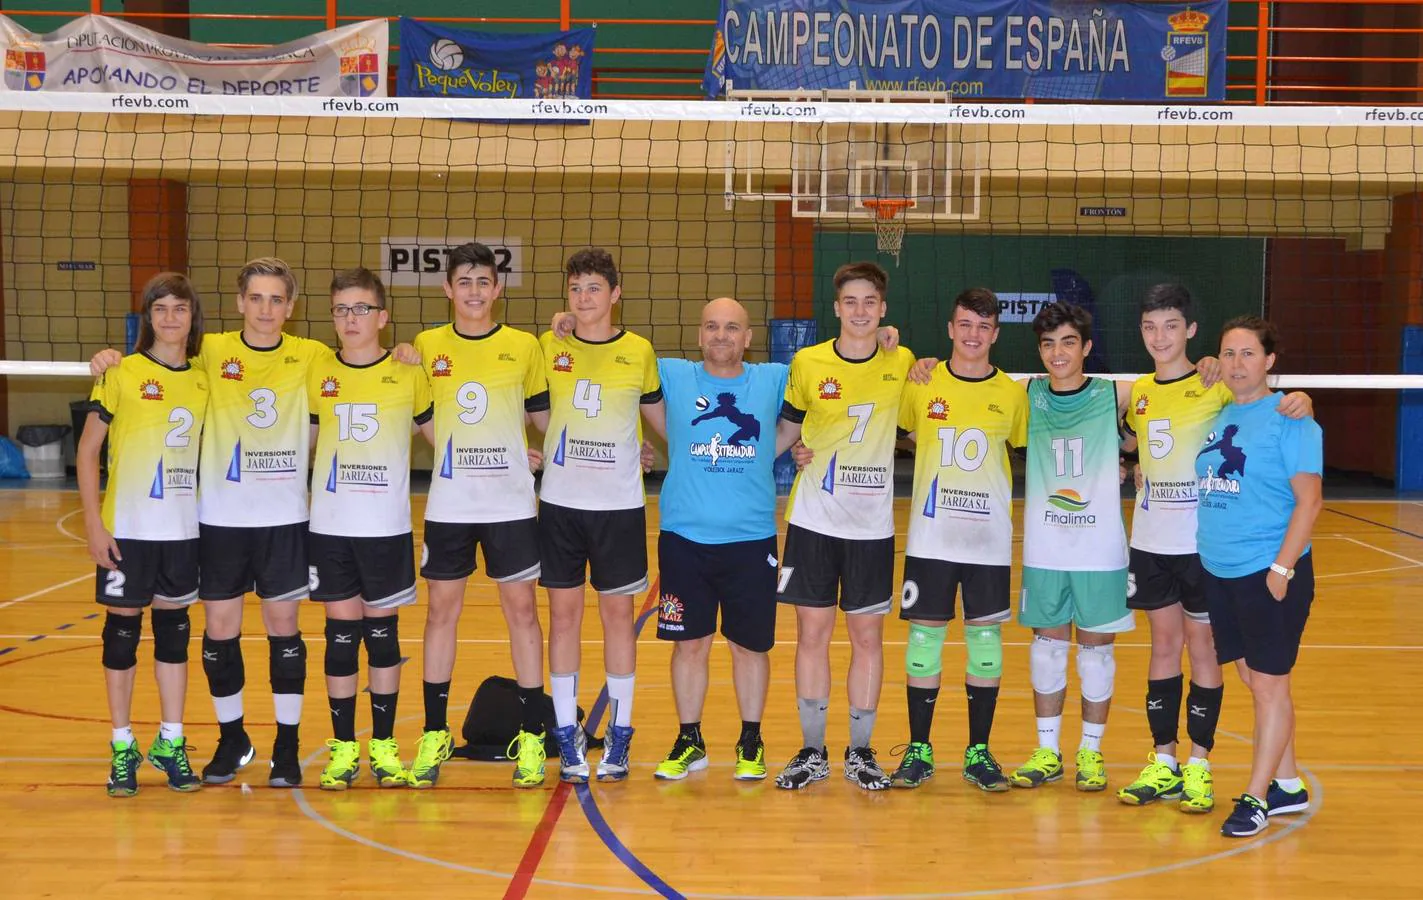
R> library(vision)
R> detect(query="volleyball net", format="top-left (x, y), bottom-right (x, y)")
top-left (0, 93), bottom-right (1420, 483)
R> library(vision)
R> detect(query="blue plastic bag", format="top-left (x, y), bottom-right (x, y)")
top-left (0, 435), bottom-right (30, 479)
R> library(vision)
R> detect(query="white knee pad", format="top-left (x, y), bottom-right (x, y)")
top-left (1077, 643), bottom-right (1117, 703)
top-left (1029, 635), bottom-right (1070, 695)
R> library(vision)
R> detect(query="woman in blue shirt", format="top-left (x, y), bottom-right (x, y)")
top-left (1195, 316), bottom-right (1322, 838)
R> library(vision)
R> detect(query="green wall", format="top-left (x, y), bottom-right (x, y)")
top-left (811, 232), bottom-right (1266, 374)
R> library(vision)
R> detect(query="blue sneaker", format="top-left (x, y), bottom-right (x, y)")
top-left (107, 739), bottom-right (142, 798)
top-left (1221, 794), bottom-right (1269, 837)
top-left (597, 724), bottom-right (634, 782)
top-left (147, 734), bottom-right (202, 792)
top-left (1266, 779), bottom-right (1310, 816)
top-left (552, 724), bottom-right (589, 783)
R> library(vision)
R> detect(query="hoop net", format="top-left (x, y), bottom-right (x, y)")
top-left (862, 198), bottom-right (916, 264)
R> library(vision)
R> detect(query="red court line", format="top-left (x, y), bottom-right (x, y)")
top-left (502, 579), bottom-right (661, 900)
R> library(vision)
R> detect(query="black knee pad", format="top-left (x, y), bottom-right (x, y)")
top-left (324, 619), bottom-right (362, 678)
top-left (268, 633), bottom-right (307, 695)
top-left (362, 614), bottom-right (401, 670)
top-left (102, 611), bottom-right (143, 671)
top-left (1186, 682), bottom-right (1224, 753)
top-left (201, 634), bottom-right (245, 697)
top-left (150, 607), bottom-right (192, 664)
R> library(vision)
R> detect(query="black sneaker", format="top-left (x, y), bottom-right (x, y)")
top-left (203, 730), bottom-right (255, 784)
top-left (890, 742), bottom-right (935, 789)
top-left (962, 743), bottom-right (1010, 793)
top-left (268, 737), bottom-right (302, 787)
top-left (1221, 794), bottom-right (1269, 838)
top-left (843, 746), bottom-right (891, 791)
top-left (774, 746), bottom-right (829, 790)
top-left (1265, 780), bottom-right (1310, 816)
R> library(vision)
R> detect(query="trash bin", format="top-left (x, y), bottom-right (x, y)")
top-left (15, 424), bottom-right (71, 480)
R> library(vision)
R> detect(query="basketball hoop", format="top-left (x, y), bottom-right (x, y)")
top-left (861, 198), bottom-right (916, 265)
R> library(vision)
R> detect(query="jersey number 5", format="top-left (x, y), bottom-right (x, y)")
top-left (1145, 419), bottom-right (1174, 460)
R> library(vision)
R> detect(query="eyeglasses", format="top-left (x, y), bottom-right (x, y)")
top-left (332, 304), bottom-right (382, 318)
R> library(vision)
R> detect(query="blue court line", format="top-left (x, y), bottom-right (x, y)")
top-left (574, 604), bottom-right (683, 900)
top-left (27, 634), bottom-right (45, 642)
top-left (1325, 505), bottom-right (1423, 541)
top-left (56, 623), bottom-right (73, 630)
top-left (0, 647), bottom-right (13, 657)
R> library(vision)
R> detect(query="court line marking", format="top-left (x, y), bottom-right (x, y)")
top-left (1316, 563), bottom-right (1421, 580)
top-left (1324, 506), bottom-right (1423, 541)
top-left (0, 572), bottom-right (94, 611)
top-left (1337, 535), bottom-right (1423, 567)
top-left (55, 508), bottom-right (85, 544)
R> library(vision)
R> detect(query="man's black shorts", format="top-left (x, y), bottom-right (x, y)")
top-left (656, 531), bottom-right (778, 653)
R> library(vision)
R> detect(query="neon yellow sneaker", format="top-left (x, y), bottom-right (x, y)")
top-left (1010, 747), bottom-right (1063, 788)
top-left (1179, 761), bottom-right (1215, 813)
top-left (733, 740), bottom-right (767, 781)
top-left (319, 739), bottom-right (360, 791)
top-left (368, 737), bottom-right (409, 787)
top-left (509, 729), bottom-right (547, 788)
top-left (408, 728), bottom-right (452, 789)
top-left (1075, 748), bottom-right (1108, 792)
top-left (1117, 752), bottom-right (1183, 806)
top-left (654, 735), bottom-right (708, 781)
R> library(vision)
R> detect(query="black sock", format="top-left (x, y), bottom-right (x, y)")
top-left (517, 684), bottom-right (544, 734)
top-left (220, 717), bottom-right (246, 741)
top-left (907, 686), bottom-right (939, 745)
top-left (423, 680), bottom-right (450, 733)
top-left (1146, 675), bottom-right (1185, 750)
top-left (738, 720), bottom-right (761, 747)
top-left (679, 721), bottom-right (704, 746)
top-left (370, 692), bottom-right (398, 741)
top-left (1186, 682), bottom-right (1224, 753)
top-left (330, 696), bottom-right (357, 742)
top-left (966, 683), bottom-right (999, 747)
top-left (274, 722), bottom-right (299, 749)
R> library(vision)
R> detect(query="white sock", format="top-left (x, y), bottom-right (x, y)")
top-left (273, 693), bottom-right (303, 726)
top-left (1156, 752), bottom-right (1178, 771)
top-left (551, 671), bottom-right (578, 728)
top-left (159, 721), bottom-right (183, 741)
top-left (112, 726), bottom-right (135, 746)
top-left (212, 691), bottom-right (244, 724)
top-left (1036, 716), bottom-right (1062, 753)
top-left (606, 672), bottom-right (635, 729)
top-left (1188, 755), bottom-right (1210, 771)
top-left (1079, 721), bottom-right (1106, 752)
top-left (1275, 776), bottom-right (1303, 793)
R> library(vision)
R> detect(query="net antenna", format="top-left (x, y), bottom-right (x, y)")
top-left (860, 197), bottom-right (916, 265)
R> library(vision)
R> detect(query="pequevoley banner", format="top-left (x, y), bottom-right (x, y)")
top-left (704, 0), bottom-right (1226, 102)
top-left (0, 14), bottom-right (386, 96)
top-left (397, 18), bottom-right (595, 99)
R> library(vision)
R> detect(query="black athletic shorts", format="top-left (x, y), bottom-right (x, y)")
top-left (656, 531), bottom-right (779, 653)
top-left (1129, 547), bottom-right (1209, 620)
top-left (309, 531), bottom-right (417, 609)
top-left (537, 501), bottom-right (649, 595)
top-left (199, 522), bottom-right (308, 603)
top-left (95, 538), bottom-right (200, 609)
top-left (421, 518), bottom-right (541, 583)
top-left (1203, 553), bottom-right (1314, 676)
top-left (899, 556), bottom-right (1011, 624)
top-left (776, 523), bottom-right (895, 614)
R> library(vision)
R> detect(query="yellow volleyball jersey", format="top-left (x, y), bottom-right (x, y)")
top-left (415, 323), bottom-right (548, 524)
top-left (784, 341), bottom-right (914, 540)
top-left (90, 352), bottom-right (208, 541)
top-left (538, 329), bottom-right (661, 512)
top-left (898, 365), bottom-right (1028, 566)
top-left (196, 331), bottom-right (333, 528)
top-left (307, 353), bottom-right (433, 538)
top-left (1124, 371), bottom-right (1233, 555)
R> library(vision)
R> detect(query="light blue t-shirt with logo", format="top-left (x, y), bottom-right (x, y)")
top-left (658, 358), bottom-right (787, 544)
top-left (1194, 392), bottom-right (1323, 578)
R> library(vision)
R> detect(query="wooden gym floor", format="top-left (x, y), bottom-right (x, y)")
top-left (1, 486), bottom-right (1420, 898)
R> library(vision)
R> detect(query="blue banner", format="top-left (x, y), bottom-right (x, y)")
top-left (704, 0), bottom-right (1226, 101)
top-left (397, 19), bottom-right (594, 99)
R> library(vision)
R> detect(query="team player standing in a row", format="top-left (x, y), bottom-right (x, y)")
top-left (81, 274), bottom-right (210, 796)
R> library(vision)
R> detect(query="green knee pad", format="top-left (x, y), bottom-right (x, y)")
top-left (905, 623), bottom-right (947, 678)
top-left (964, 623), bottom-right (1003, 678)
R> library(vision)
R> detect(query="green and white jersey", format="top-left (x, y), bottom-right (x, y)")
top-left (1022, 377), bottom-right (1128, 572)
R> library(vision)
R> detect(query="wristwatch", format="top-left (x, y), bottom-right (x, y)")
top-left (1269, 562), bottom-right (1295, 580)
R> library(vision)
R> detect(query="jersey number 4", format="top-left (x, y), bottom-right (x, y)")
top-left (573, 379), bottom-right (602, 417)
